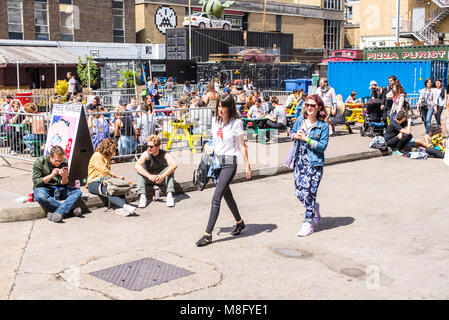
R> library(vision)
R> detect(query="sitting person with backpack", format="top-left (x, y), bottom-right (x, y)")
top-left (86, 138), bottom-right (136, 216)
top-left (135, 135), bottom-right (178, 208)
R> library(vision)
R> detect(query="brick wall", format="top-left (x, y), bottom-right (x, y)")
top-left (0, 0), bottom-right (8, 39)
top-left (0, 0), bottom-right (136, 42)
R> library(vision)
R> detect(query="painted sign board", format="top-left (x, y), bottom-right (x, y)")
top-left (364, 46), bottom-right (449, 61)
top-left (44, 103), bottom-right (94, 186)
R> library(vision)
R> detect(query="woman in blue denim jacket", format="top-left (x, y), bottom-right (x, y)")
top-left (290, 94), bottom-right (329, 237)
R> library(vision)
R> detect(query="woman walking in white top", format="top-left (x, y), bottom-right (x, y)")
top-left (418, 78), bottom-right (436, 135)
top-left (196, 95), bottom-right (252, 247)
top-left (434, 79), bottom-right (447, 126)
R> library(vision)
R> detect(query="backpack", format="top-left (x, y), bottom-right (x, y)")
top-left (369, 136), bottom-right (387, 151)
top-left (404, 151), bottom-right (428, 160)
top-left (403, 99), bottom-right (410, 112)
top-left (75, 80), bottom-right (83, 94)
top-left (100, 176), bottom-right (132, 196)
top-left (193, 153), bottom-right (213, 191)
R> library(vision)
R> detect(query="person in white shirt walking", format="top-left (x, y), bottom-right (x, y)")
top-left (196, 95), bottom-right (252, 247)
top-left (316, 78), bottom-right (337, 135)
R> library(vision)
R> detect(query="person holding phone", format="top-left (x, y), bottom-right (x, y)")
top-left (32, 146), bottom-right (82, 223)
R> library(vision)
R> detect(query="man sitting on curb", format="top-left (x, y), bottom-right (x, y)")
top-left (384, 111), bottom-right (426, 155)
top-left (32, 146), bottom-right (82, 223)
top-left (135, 135), bottom-right (178, 208)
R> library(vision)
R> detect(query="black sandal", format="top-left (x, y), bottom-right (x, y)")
top-left (196, 234), bottom-right (212, 247)
top-left (231, 220), bottom-right (246, 236)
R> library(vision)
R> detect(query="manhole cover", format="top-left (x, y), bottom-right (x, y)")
top-left (274, 248), bottom-right (313, 259)
top-left (90, 257), bottom-right (194, 291)
top-left (339, 268), bottom-right (365, 279)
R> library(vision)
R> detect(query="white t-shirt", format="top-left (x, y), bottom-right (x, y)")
top-left (68, 78), bottom-right (76, 93)
top-left (212, 118), bottom-right (244, 156)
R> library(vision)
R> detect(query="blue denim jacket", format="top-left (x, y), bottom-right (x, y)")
top-left (290, 115), bottom-right (329, 166)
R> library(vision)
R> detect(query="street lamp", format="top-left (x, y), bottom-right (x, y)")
top-left (189, 0), bottom-right (192, 60)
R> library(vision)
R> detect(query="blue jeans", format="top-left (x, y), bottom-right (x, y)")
top-left (34, 186), bottom-right (82, 218)
top-left (422, 108), bottom-right (434, 134)
top-left (23, 134), bottom-right (46, 151)
top-left (118, 135), bottom-right (136, 156)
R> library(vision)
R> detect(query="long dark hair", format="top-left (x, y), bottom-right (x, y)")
top-left (304, 94), bottom-right (326, 121)
top-left (393, 80), bottom-right (407, 98)
top-left (216, 95), bottom-right (240, 123)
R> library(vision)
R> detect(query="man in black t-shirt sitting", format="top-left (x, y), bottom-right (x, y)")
top-left (384, 111), bottom-right (413, 155)
top-left (384, 111), bottom-right (426, 155)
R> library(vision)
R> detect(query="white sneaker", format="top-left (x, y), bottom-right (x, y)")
top-left (123, 204), bottom-right (136, 215)
top-left (138, 194), bottom-right (147, 208)
top-left (166, 193), bottom-right (175, 207)
top-left (115, 208), bottom-right (132, 217)
top-left (297, 222), bottom-right (314, 237)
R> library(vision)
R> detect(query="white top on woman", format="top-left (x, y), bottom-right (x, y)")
top-left (211, 118), bottom-right (244, 156)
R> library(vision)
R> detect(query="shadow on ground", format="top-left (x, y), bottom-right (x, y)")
top-left (315, 216), bottom-right (355, 233)
top-left (213, 223), bottom-right (278, 244)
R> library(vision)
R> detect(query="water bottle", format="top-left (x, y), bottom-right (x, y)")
top-left (75, 179), bottom-right (80, 189)
top-left (153, 186), bottom-right (160, 201)
top-left (54, 188), bottom-right (60, 200)
top-left (419, 148), bottom-right (422, 152)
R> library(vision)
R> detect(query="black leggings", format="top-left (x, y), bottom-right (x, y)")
top-left (87, 180), bottom-right (126, 208)
top-left (435, 106), bottom-right (444, 126)
top-left (205, 157), bottom-right (242, 234)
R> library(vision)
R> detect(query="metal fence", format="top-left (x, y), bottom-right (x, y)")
top-left (261, 90), bottom-right (291, 105)
top-left (87, 106), bottom-right (214, 160)
top-left (0, 110), bottom-right (49, 163)
top-left (1, 95), bottom-right (52, 114)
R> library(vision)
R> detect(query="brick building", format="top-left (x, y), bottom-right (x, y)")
top-left (135, 0), bottom-right (345, 53)
top-left (345, 0), bottom-right (449, 49)
top-left (0, 0), bottom-right (136, 43)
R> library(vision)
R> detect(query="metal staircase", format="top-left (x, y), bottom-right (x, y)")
top-left (408, 0), bottom-right (449, 45)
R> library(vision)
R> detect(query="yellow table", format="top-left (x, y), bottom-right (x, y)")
top-left (165, 120), bottom-right (198, 153)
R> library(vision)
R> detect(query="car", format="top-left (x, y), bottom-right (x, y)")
top-left (183, 12), bottom-right (232, 29)
top-left (240, 49), bottom-right (276, 63)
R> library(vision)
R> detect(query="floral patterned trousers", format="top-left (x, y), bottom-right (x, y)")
top-left (294, 141), bottom-right (323, 222)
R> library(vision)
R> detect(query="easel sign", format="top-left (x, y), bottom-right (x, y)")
top-left (44, 103), bottom-right (93, 185)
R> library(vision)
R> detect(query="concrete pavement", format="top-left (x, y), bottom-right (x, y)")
top-left (2, 155), bottom-right (449, 300)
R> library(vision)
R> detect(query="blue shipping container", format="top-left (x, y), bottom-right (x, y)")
top-left (328, 61), bottom-right (449, 101)
top-left (285, 78), bottom-right (313, 92)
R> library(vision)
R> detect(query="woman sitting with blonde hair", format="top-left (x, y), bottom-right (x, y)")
top-left (329, 94), bottom-right (347, 136)
top-left (86, 138), bottom-right (136, 216)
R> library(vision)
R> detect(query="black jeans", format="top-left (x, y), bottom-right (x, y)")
top-left (386, 133), bottom-right (413, 151)
top-left (435, 105), bottom-right (444, 126)
top-left (426, 147), bottom-right (444, 159)
top-left (205, 156), bottom-right (242, 234)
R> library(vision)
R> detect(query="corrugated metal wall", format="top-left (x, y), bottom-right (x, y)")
top-left (166, 28), bottom-right (294, 62)
top-left (246, 32), bottom-right (293, 62)
top-left (328, 61), bottom-right (449, 100)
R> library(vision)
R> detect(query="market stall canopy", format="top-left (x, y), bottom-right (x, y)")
top-left (0, 46), bottom-right (89, 67)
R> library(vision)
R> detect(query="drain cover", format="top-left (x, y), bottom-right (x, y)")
top-left (89, 257), bottom-right (194, 291)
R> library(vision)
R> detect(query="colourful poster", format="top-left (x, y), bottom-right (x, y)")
top-left (44, 103), bottom-right (83, 170)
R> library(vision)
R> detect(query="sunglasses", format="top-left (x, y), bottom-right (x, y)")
top-left (147, 144), bottom-right (158, 149)
top-left (305, 103), bottom-right (318, 108)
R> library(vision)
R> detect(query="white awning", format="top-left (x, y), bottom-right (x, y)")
top-left (0, 46), bottom-right (84, 65)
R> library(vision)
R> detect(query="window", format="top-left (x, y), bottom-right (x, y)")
top-left (7, 0), bottom-right (23, 40)
top-left (345, 6), bottom-right (353, 19)
top-left (60, 0), bottom-right (74, 41)
top-left (35, 0), bottom-right (49, 40)
top-left (324, 0), bottom-right (342, 11)
top-left (324, 20), bottom-right (341, 51)
top-left (112, 0), bottom-right (125, 43)
top-left (276, 15), bottom-right (282, 32)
